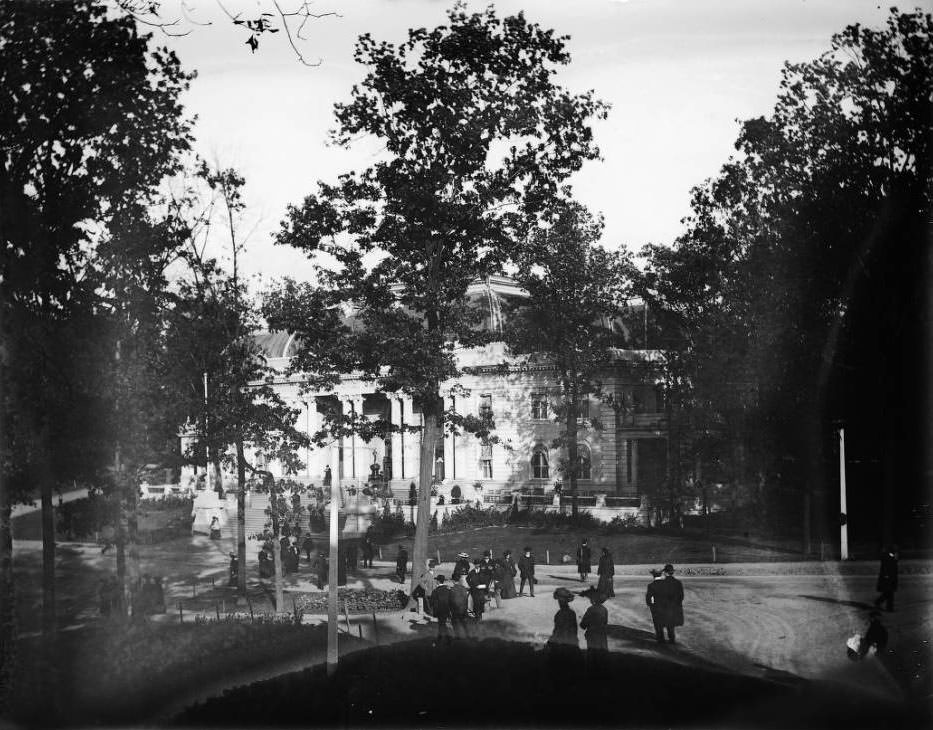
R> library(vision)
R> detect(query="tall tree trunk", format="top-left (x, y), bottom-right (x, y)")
top-left (0, 479), bottom-right (13, 715)
top-left (38, 432), bottom-right (55, 637)
top-left (114, 457), bottom-right (126, 617)
top-left (269, 480), bottom-right (284, 614)
top-left (411, 393), bottom-right (441, 593)
top-left (235, 438), bottom-right (247, 595)
top-left (126, 472), bottom-right (139, 615)
top-left (37, 425), bottom-right (59, 720)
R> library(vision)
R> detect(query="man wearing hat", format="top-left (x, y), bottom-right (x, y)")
top-left (576, 539), bottom-right (592, 582)
top-left (518, 546), bottom-right (535, 597)
top-left (395, 544), bottom-right (408, 584)
top-left (645, 568), bottom-right (666, 642)
top-left (658, 563), bottom-right (685, 643)
top-left (467, 557), bottom-right (491, 622)
top-left (431, 575), bottom-right (453, 646)
top-left (449, 574), bottom-right (471, 639)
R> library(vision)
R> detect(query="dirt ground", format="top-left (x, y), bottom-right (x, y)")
top-left (9, 525), bottom-right (932, 725)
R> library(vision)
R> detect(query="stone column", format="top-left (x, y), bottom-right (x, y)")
top-left (390, 396), bottom-right (403, 482)
top-left (401, 395), bottom-right (418, 487)
top-left (307, 399), bottom-right (321, 482)
top-left (350, 395), bottom-right (365, 483)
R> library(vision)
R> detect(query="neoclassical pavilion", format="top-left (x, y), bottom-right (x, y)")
top-left (232, 276), bottom-right (670, 508)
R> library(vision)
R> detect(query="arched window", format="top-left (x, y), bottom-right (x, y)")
top-left (531, 447), bottom-right (549, 479)
top-left (576, 445), bottom-right (592, 480)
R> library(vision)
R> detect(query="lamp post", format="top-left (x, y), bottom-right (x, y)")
top-left (838, 426), bottom-right (849, 560)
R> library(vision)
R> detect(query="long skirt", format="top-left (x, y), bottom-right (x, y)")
top-left (501, 575), bottom-right (517, 599)
top-left (597, 574), bottom-right (614, 598)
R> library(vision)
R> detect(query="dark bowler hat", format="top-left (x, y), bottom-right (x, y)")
top-left (650, 568), bottom-right (662, 577)
top-left (552, 587), bottom-right (575, 601)
top-left (436, 575), bottom-right (447, 583)
top-left (663, 563), bottom-right (675, 573)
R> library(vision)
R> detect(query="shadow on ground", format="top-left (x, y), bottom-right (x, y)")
top-left (172, 638), bottom-right (924, 729)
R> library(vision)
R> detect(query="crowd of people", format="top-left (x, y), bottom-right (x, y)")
top-left (395, 538), bottom-right (687, 655)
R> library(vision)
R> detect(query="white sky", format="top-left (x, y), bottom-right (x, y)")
top-left (156, 0), bottom-right (897, 285)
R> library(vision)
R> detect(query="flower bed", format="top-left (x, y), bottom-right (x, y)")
top-left (294, 588), bottom-right (408, 614)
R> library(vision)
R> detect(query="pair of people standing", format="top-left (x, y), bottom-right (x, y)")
top-left (577, 540), bottom-right (616, 599)
top-left (645, 563), bottom-right (684, 643)
top-left (548, 585), bottom-right (609, 673)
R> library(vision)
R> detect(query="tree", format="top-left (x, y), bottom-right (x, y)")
top-left (635, 7), bottom-right (931, 549)
top-left (0, 0), bottom-right (193, 709)
top-left (115, 0), bottom-right (339, 64)
top-left (503, 200), bottom-right (631, 516)
top-left (164, 164), bottom-right (307, 601)
top-left (266, 3), bottom-right (607, 589)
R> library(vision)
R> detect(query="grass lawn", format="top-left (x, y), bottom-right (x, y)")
top-left (422, 525), bottom-right (799, 566)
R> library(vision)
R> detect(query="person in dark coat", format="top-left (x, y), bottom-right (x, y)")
top-left (518, 547), bottom-right (535, 597)
top-left (645, 568), bottom-right (666, 642)
top-left (209, 516), bottom-right (222, 540)
top-left (361, 535), bottom-right (374, 568)
top-left (312, 552), bottom-right (328, 590)
top-left (597, 547), bottom-right (615, 598)
top-left (548, 587), bottom-right (579, 648)
top-left (658, 563), bottom-right (685, 642)
top-left (863, 610), bottom-right (889, 654)
top-left (228, 552), bottom-right (239, 587)
top-left (449, 575), bottom-right (471, 639)
top-left (466, 558), bottom-right (489, 621)
top-left (579, 586), bottom-right (609, 674)
top-left (452, 551), bottom-right (471, 582)
top-left (395, 544), bottom-right (408, 583)
top-left (874, 545), bottom-right (899, 612)
top-left (576, 539), bottom-right (592, 582)
top-left (431, 575), bottom-right (453, 646)
top-left (301, 536), bottom-right (315, 562)
top-left (258, 548), bottom-right (274, 579)
top-left (323, 465), bottom-right (332, 486)
top-left (500, 550), bottom-right (518, 599)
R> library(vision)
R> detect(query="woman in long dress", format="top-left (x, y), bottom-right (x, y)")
top-left (500, 549), bottom-right (518, 599)
top-left (597, 547), bottom-right (615, 598)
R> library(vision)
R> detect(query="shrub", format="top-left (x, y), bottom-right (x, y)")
top-left (368, 511), bottom-right (406, 543)
top-left (436, 505), bottom-right (507, 532)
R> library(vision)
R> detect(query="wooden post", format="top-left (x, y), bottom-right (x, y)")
top-left (436, 548), bottom-right (441, 564)
top-left (372, 610), bottom-right (379, 646)
top-left (358, 624), bottom-right (363, 639)
top-left (178, 602), bottom-right (183, 623)
top-left (379, 546), bottom-right (383, 560)
top-left (343, 601), bottom-right (352, 634)
top-left (712, 546), bottom-right (717, 563)
top-left (546, 549), bottom-right (550, 565)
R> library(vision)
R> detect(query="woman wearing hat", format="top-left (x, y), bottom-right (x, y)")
top-left (548, 587), bottom-right (579, 648)
top-left (579, 586), bottom-right (609, 674)
top-left (452, 551), bottom-right (471, 582)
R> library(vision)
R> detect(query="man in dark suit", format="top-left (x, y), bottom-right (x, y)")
top-left (449, 575), bottom-right (470, 639)
top-left (518, 547), bottom-right (535, 597)
top-left (874, 545), bottom-right (899, 612)
top-left (467, 558), bottom-right (489, 621)
top-left (645, 568), bottom-right (666, 642)
top-left (658, 563), bottom-right (684, 643)
top-left (431, 575), bottom-right (453, 646)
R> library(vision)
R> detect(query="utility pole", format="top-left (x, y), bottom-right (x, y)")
top-left (327, 483), bottom-right (339, 676)
top-left (839, 426), bottom-right (849, 560)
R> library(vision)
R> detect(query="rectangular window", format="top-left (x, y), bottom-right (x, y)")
top-left (479, 394), bottom-right (493, 419)
top-left (626, 440), bottom-right (633, 484)
top-left (531, 392), bottom-right (548, 420)
top-left (577, 396), bottom-right (590, 419)
top-left (480, 441), bottom-right (493, 479)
